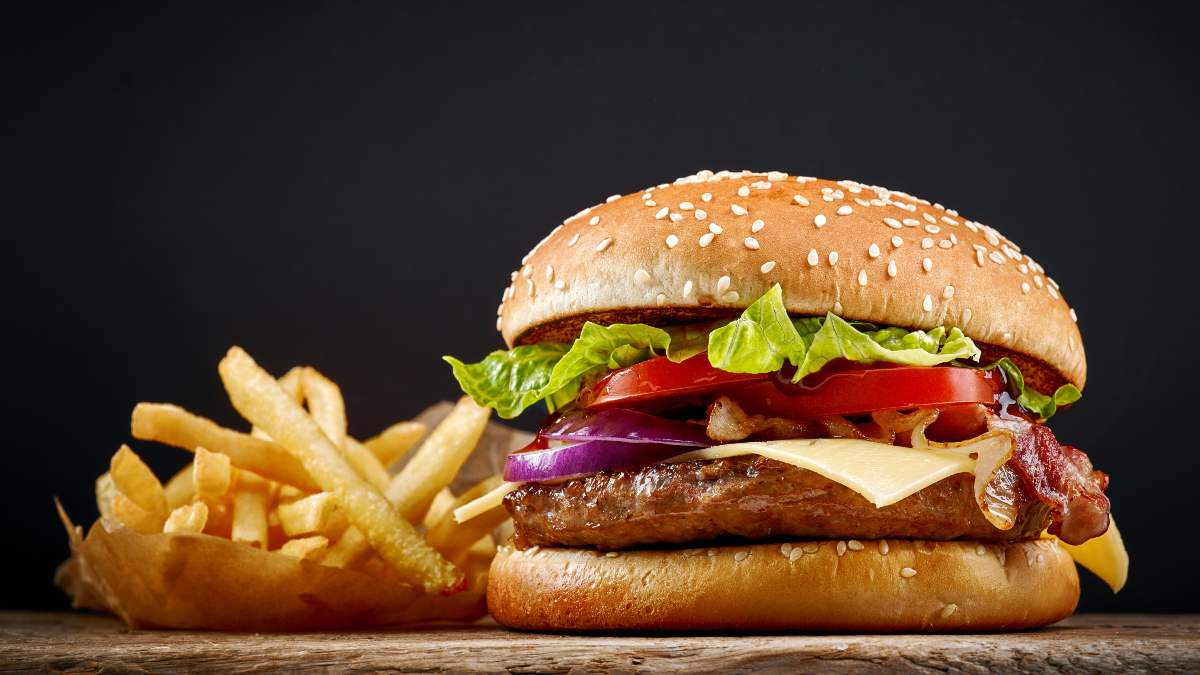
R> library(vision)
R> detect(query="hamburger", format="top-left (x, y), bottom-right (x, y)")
top-left (447, 170), bottom-right (1127, 631)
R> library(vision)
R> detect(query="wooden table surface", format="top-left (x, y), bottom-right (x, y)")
top-left (1, 612), bottom-right (1197, 673)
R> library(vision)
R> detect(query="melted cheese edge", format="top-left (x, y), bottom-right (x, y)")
top-left (1044, 516), bottom-right (1128, 592)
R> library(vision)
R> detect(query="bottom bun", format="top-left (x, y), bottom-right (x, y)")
top-left (488, 539), bottom-right (1078, 632)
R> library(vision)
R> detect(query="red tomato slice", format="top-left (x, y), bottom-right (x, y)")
top-left (581, 355), bottom-right (1002, 419)
top-left (578, 354), bottom-right (767, 409)
top-left (727, 366), bottom-right (1002, 419)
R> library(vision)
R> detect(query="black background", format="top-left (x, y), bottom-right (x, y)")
top-left (11, 3), bottom-right (1199, 613)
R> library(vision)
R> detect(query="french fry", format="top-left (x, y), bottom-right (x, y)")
top-left (322, 398), bottom-right (490, 571)
top-left (421, 488), bottom-right (456, 530)
top-left (110, 445), bottom-right (168, 519)
top-left (427, 475), bottom-right (508, 563)
top-left (276, 492), bottom-right (337, 537)
top-left (340, 438), bottom-right (391, 492)
top-left (218, 346), bottom-right (461, 593)
top-left (364, 421), bottom-right (427, 469)
top-left (250, 368), bottom-right (304, 442)
top-left (131, 403), bottom-right (319, 491)
top-left (112, 493), bottom-right (165, 534)
top-left (301, 367), bottom-right (347, 447)
top-left (193, 447), bottom-right (233, 497)
top-left (231, 471), bottom-right (270, 549)
top-left (278, 535), bottom-right (329, 560)
top-left (164, 502), bottom-right (209, 534)
top-left (199, 496), bottom-right (233, 538)
top-left (95, 473), bottom-right (119, 523)
top-left (388, 397), bottom-right (490, 523)
top-left (163, 464), bottom-right (195, 510)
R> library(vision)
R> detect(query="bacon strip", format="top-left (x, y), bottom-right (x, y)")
top-left (1008, 423), bottom-right (1110, 544)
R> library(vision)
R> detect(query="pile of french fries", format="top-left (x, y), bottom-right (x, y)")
top-left (56, 346), bottom-right (507, 630)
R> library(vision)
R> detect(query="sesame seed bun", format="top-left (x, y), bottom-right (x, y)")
top-left (487, 538), bottom-right (1079, 632)
top-left (498, 170), bottom-right (1086, 390)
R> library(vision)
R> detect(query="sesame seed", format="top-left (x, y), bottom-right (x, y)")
top-left (891, 235), bottom-right (903, 248)
top-left (701, 192), bottom-right (712, 202)
top-left (709, 222), bottom-right (723, 234)
top-left (1070, 308), bottom-right (1078, 322)
top-left (977, 544), bottom-right (987, 556)
top-left (989, 251), bottom-right (1005, 265)
top-left (1022, 282), bottom-right (1031, 294)
top-left (943, 285), bottom-right (955, 299)
top-left (814, 214), bottom-right (827, 228)
top-left (921, 237), bottom-right (934, 249)
top-left (679, 201), bottom-right (694, 210)
top-left (941, 603), bottom-right (958, 618)
top-left (833, 301), bottom-right (844, 314)
top-left (595, 237), bottom-right (612, 252)
top-left (884, 217), bottom-right (902, 229)
top-left (526, 279), bottom-right (534, 296)
top-left (645, 200), bottom-right (656, 207)
top-left (923, 212), bottom-right (937, 224)
top-left (744, 236), bottom-right (760, 250)
top-left (868, 243), bottom-right (880, 258)
top-left (847, 539), bottom-right (864, 551)
top-left (522, 265), bottom-right (533, 278)
top-left (734, 551), bottom-right (748, 562)
top-left (669, 212), bottom-right (684, 222)
top-left (793, 195), bottom-right (810, 206)
top-left (903, 218), bottom-right (920, 227)
top-left (938, 239), bottom-right (952, 249)
top-left (606, 194), bottom-right (621, 203)
top-left (802, 543), bottom-right (819, 553)
top-left (975, 250), bottom-right (986, 267)
top-left (589, 215), bottom-right (600, 226)
top-left (854, 197), bottom-right (871, 207)
top-left (751, 219), bottom-right (765, 233)
top-left (554, 280), bottom-right (565, 290)
top-left (737, 186), bottom-right (750, 197)
top-left (922, 257), bottom-right (933, 273)
top-left (716, 275), bottom-right (731, 294)
top-left (760, 260), bottom-right (776, 274)
top-left (1034, 275), bottom-right (1044, 288)
top-left (605, 551), bottom-right (620, 558)
top-left (857, 269), bottom-right (868, 286)
top-left (963, 308), bottom-right (973, 324)
top-left (789, 547), bottom-right (804, 562)
top-left (836, 205), bottom-right (853, 216)
top-left (767, 171), bottom-right (787, 181)
top-left (567, 233), bottom-right (581, 247)
top-left (683, 280), bottom-right (694, 298)
top-left (695, 209), bottom-right (707, 220)
top-left (731, 204), bottom-right (748, 216)
top-left (780, 543), bottom-right (793, 556)
top-left (950, 233), bottom-right (958, 244)
top-left (634, 269), bottom-right (652, 285)
top-left (545, 265), bottom-right (554, 281)
top-left (699, 232), bottom-right (716, 247)
top-left (828, 250), bottom-right (839, 266)
top-left (656, 293), bottom-right (666, 306)
top-left (922, 295), bottom-right (933, 312)
top-left (655, 207), bottom-right (669, 220)
top-left (1048, 276), bottom-right (1059, 289)
top-left (836, 541), bottom-right (847, 556)
top-left (807, 249), bottom-right (819, 266)
top-left (665, 234), bottom-right (679, 248)
top-left (985, 230), bottom-right (1000, 246)
top-left (900, 567), bottom-right (917, 578)
top-left (879, 540), bottom-right (890, 555)
top-left (887, 260), bottom-right (897, 278)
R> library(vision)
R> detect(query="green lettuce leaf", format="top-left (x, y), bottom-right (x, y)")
top-left (708, 284), bottom-right (982, 380)
top-left (985, 357), bottom-right (1083, 421)
top-left (445, 284), bottom-right (1076, 420)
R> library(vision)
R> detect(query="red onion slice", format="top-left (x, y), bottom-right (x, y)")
top-left (503, 439), bottom-right (690, 482)
top-left (539, 408), bottom-right (710, 447)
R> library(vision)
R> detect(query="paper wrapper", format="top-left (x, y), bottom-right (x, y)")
top-left (56, 402), bottom-right (533, 631)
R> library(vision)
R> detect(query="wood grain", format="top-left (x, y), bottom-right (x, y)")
top-left (1, 612), bottom-right (1197, 673)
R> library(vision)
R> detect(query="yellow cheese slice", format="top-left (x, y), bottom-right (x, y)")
top-left (452, 480), bottom-right (521, 524)
top-left (1047, 516), bottom-right (1128, 592)
top-left (667, 439), bottom-right (976, 508)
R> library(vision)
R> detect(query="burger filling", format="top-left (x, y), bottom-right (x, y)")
top-left (446, 284), bottom-right (1110, 553)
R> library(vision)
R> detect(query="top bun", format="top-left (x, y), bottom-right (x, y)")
top-left (497, 170), bottom-right (1085, 389)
